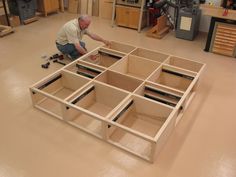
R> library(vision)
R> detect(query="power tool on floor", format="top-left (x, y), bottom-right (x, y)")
top-left (41, 53), bottom-right (66, 69)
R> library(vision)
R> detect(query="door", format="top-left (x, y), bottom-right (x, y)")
top-left (116, 5), bottom-right (129, 27)
top-left (128, 7), bottom-right (140, 29)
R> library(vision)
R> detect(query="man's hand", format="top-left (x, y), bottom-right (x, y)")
top-left (103, 40), bottom-right (111, 47)
top-left (89, 54), bottom-right (98, 61)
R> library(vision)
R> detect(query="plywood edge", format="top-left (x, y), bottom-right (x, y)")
top-left (108, 55), bottom-right (128, 71)
top-left (93, 79), bottom-right (132, 95)
top-left (99, 47), bottom-right (127, 57)
top-left (128, 54), bottom-right (162, 65)
top-left (66, 101), bottom-right (105, 121)
top-left (107, 140), bottom-right (153, 163)
top-left (76, 60), bottom-right (106, 72)
top-left (147, 81), bottom-right (185, 95)
top-left (198, 63), bottom-right (206, 76)
top-left (31, 87), bottom-right (65, 103)
top-left (78, 59), bottom-right (108, 70)
top-left (134, 94), bottom-right (174, 109)
top-left (68, 121), bottom-right (103, 139)
top-left (110, 71), bottom-right (145, 82)
top-left (61, 69), bottom-right (93, 82)
top-left (31, 70), bottom-right (63, 89)
top-left (169, 55), bottom-right (206, 66)
top-left (133, 46), bottom-right (171, 59)
top-left (144, 83), bottom-right (184, 98)
top-left (162, 64), bottom-right (198, 77)
top-left (105, 95), bottom-right (133, 120)
top-left (133, 81), bottom-right (146, 94)
top-left (107, 120), bottom-right (155, 142)
top-left (107, 140), bottom-right (152, 162)
top-left (175, 92), bottom-right (196, 126)
top-left (35, 105), bottom-right (63, 120)
top-left (108, 40), bottom-right (137, 49)
top-left (107, 69), bottom-right (144, 83)
top-left (154, 106), bottom-right (178, 142)
top-left (64, 81), bottom-right (93, 101)
top-left (172, 71), bottom-right (201, 112)
top-left (145, 65), bottom-right (162, 82)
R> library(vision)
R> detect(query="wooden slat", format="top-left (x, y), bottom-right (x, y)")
top-left (212, 48), bottom-right (233, 56)
top-left (218, 25), bottom-right (236, 32)
top-left (216, 32), bottom-right (236, 40)
top-left (23, 16), bottom-right (39, 25)
top-left (0, 25), bottom-right (14, 37)
top-left (215, 35), bottom-right (236, 43)
top-left (213, 45), bottom-right (234, 51)
top-left (215, 38), bottom-right (236, 45)
top-left (217, 29), bottom-right (236, 35)
top-left (214, 42), bottom-right (235, 48)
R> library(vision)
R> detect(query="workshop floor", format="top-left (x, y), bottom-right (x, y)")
top-left (0, 12), bottom-right (236, 177)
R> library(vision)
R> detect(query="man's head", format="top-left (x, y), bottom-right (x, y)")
top-left (78, 15), bottom-right (91, 30)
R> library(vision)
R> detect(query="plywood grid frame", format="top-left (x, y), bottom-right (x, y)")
top-left (29, 41), bottom-right (205, 163)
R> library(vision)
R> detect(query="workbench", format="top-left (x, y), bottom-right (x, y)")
top-left (201, 5), bottom-right (236, 56)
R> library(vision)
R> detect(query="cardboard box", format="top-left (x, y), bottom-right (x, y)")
top-left (0, 15), bottom-right (21, 27)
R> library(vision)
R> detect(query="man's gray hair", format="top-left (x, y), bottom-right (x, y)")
top-left (78, 15), bottom-right (91, 22)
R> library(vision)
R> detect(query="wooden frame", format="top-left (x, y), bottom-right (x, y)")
top-left (0, 25), bottom-right (14, 37)
top-left (29, 41), bottom-right (205, 163)
top-left (146, 15), bottom-right (170, 39)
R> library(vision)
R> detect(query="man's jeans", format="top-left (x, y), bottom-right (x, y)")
top-left (56, 41), bottom-right (86, 60)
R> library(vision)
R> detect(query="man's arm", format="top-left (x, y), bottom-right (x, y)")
top-left (74, 43), bottom-right (87, 55)
top-left (86, 31), bottom-right (110, 46)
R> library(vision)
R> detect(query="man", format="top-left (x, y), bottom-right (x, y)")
top-left (56, 15), bottom-right (110, 60)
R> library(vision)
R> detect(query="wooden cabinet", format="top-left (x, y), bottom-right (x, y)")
top-left (37, 0), bottom-right (59, 16)
top-left (211, 23), bottom-right (236, 57)
top-left (99, 0), bottom-right (113, 19)
top-left (116, 5), bottom-right (130, 27)
top-left (116, 5), bottom-right (146, 29)
top-left (128, 7), bottom-right (141, 29)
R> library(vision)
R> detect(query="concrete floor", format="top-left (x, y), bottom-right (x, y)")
top-left (0, 12), bottom-right (236, 177)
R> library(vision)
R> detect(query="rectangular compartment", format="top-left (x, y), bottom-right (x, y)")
top-left (107, 96), bottom-right (173, 160)
top-left (164, 56), bottom-right (204, 72)
top-left (110, 55), bottom-right (161, 80)
top-left (30, 91), bottom-right (65, 119)
top-left (101, 41), bottom-right (136, 54)
top-left (95, 70), bottom-right (143, 92)
top-left (30, 70), bottom-right (90, 119)
top-left (64, 60), bottom-right (105, 79)
top-left (64, 82), bottom-right (129, 136)
top-left (81, 48), bottom-right (124, 68)
top-left (130, 48), bottom-right (169, 63)
top-left (63, 102), bottom-right (105, 138)
top-left (148, 65), bottom-right (197, 92)
top-left (134, 82), bottom-right (183, 107)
